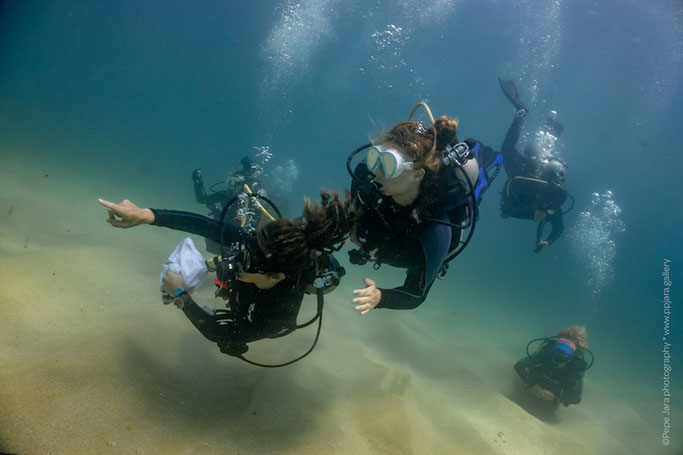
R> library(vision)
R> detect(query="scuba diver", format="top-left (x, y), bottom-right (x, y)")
top-left (498, 78), bottom-right (572, 253)
top-left (192, 155), bottom-right (266, 254)
top-left (192, 156), bottom-right (261, 220)
top-left (514, 325), bottom-right (593, 406)
top-left (97, 190), bottom-right (352, 367)
top-left (347, 102), bottom-right (502, 313)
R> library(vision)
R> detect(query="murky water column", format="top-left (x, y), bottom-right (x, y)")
top-left (505, 0), bottom-right (563, 105)
top-left (570, 191), bottom-right (626, 299)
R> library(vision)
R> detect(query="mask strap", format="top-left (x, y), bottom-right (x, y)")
top-left (408, 101), bottom-right (438, 160)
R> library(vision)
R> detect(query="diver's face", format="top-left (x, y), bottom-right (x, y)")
top-left (372, 148), bottom-right (423, 197)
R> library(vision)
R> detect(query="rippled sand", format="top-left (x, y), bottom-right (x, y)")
top-left (0, 155), bottom-right (675, 455)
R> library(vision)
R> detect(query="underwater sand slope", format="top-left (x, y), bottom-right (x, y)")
top-left (0, 248), bottom-right (653, 454)
top-left (0, 159), bottom-right (674, 454)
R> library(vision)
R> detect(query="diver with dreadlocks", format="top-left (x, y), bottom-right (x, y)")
top-left (346, 102), bottom-right (502, 313)
top-left (98, 190), bottom-right (351, 366)
top-left (498, 77), bottom-right (572, 253)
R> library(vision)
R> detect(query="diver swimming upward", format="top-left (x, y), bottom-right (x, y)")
top-left (498, 78), bottom-right (572, 253)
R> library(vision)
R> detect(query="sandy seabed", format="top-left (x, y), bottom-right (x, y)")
top-left (0, 154), bottom-right (678, 455)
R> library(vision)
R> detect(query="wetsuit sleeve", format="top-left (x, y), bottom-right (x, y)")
top-left (150, 208), bottom-right (241, 245)
top-left (179, 291), bottom-right (302, 348)
top-left (178, 296), bottom-right (225, 342)
top-left (514, 353), bottom-right (544, 385)
top-left (560, 376), bottom-right (584, 405)
top-left (375, 219), bottom-right (451, 310)
top-left (178, 295), bottom-right (255, 356)
top-left (501, 109), bottom-right (527, 177)
top-left (559, 359), bottom-right (586, 405)
top-left (544, 211), bottom-right (564, 244)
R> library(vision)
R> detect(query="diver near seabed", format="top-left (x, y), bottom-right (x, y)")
top-left (97, 190), bottom-right (351, 367)
top-left (498, 78), bottom-right (574, 253)
top-left (514, 325), bottom-right (593, 406)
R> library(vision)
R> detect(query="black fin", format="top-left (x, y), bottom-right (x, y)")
top-left (498, 77), bottom-right (527, 111)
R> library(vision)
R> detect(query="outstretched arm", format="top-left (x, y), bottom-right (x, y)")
top-left (545, 211), bottom-right (564, 244)
top-left (352, 219), bottom-right (451, 312)
top-left (98, 198), bottom-right (155, 227)
top-left (98, 198), bottom-right (241, 245)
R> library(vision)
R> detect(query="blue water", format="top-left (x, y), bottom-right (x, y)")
top-left (1, 0), bottom-right (682, 453)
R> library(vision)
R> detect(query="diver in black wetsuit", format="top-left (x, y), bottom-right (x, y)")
top-left (97, 192), bottom-right (351, 359)
top-left (347, 103), bottom-right (501, 312)
top-left (192, 156), bottom-right (264, 254)
top-left (514, 325), bottom-right (592, 407)
top-left (193, 156), bottom-right (262, 218)
top-left (498, 78), bottom-right (570, 253)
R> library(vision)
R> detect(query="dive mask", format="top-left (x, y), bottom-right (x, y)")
top-left (216, 237), bottom-right (268, 282)
top-left (365, 145), bottom-right (417, 179)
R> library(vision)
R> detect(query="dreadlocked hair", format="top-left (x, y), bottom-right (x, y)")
top-left (256, 190), bottom-right (354, 277)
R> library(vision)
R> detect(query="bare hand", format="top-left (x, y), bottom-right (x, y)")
top-left (530, 384), bottom-right (556, 401)
top-left (98, 198), bottom-right (154, 228)
top-left (162, 271), bottom-right (185, 295)
top-left (352, 278), bottom-right (381, 315)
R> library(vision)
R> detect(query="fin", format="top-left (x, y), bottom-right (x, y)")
top-left (498, 77), bottom-right (528, 112)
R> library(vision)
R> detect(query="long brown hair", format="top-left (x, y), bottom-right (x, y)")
top-left (376, 115), bottom-right (459, 187)
top-left (256, 190), bottom-right (354, 276)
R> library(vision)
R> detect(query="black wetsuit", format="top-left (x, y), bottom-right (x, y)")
top-left (500, 109), bottom-right (566, 245)
top-left (350, 162), bottom-right (471, 310)
top-left (151, 209), bottom-right (305, 355)
top-left (514, 343), bottom-right (586, 406)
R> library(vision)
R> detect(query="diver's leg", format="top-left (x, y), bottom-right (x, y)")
top-left (500, 108), bottom-right (528, 176)
top-left (502, 108), bottom-right (528, 154)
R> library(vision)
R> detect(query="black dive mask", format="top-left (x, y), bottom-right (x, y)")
top-left (222, 236), bottom-right (268, 277)
top-left (240, 237), bottom-right (269, 274)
